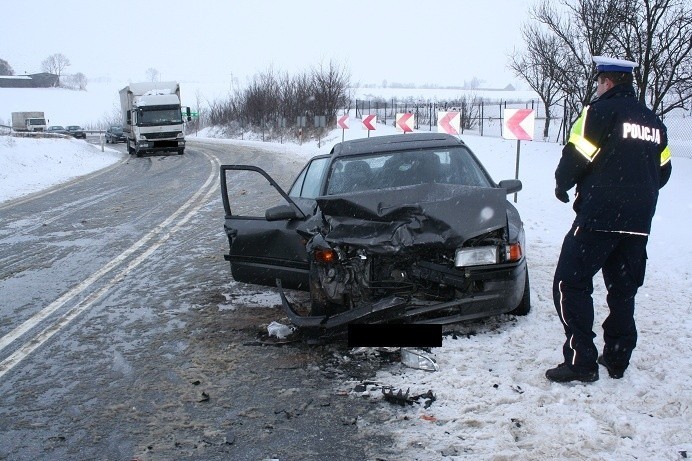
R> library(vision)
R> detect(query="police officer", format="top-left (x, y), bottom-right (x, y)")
top-left (546, 56), bottom-right (672, 383)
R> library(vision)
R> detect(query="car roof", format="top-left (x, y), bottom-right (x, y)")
top-left (330, 132), bottom-right (467, 158)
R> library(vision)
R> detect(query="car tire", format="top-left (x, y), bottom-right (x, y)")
top-left (178, 148), bottom-right (185, 155)
top-left (509, 268), bottom-right (531, 316)
top-left (309, 262), bottom-right (341, 316)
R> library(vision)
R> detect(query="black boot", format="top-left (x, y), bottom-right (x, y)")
top-left (598, 355), bottom-right (626, 379)
top-left (546, 363), bottom-right (599, 383)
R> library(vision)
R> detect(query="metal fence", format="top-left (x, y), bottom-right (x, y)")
top-left (352, 98), bottom-right (692, 159)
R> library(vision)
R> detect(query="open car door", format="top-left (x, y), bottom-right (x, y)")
top-left (220, 159), bottom-right (328, 290)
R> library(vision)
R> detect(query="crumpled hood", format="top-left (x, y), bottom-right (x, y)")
top-left (316, 183), bottom-right (507, 254)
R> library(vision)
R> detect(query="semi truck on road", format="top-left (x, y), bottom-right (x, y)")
top-left (119, 82), bottom-right (190, 156)
top-left (11, 112), bottom-right (47, 132)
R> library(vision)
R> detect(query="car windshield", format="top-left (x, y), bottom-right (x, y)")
top-left (50, 126), bottom-right (64, 130)
top-left (67, 126), bottom-right (81, 130)
top-left (110, 126), bottom-right (123, 133)
top-left (325, 146), bottom-right (492, 194)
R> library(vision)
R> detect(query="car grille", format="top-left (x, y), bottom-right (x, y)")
top-left (143, 131), bottom-right (180, 140)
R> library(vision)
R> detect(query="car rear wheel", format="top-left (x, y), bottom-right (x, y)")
top-left (509, 268), bottom-right (531, 316)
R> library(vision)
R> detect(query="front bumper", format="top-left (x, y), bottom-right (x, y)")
top-left (136, 139), bottom-right (185, 152)
top-left (277, 259), bottom-right (526, 330)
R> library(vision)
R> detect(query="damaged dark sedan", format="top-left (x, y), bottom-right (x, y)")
top-left (220, 132), bottom-right (530, 332)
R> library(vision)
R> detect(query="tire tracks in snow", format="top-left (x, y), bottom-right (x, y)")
top-left (0, 151), bottom-right (221, 379)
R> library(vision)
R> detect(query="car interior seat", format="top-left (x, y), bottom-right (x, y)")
top-left (417, 153), bottom-right (441, 183)
top-left (343, 160), bottom-right (373, 192)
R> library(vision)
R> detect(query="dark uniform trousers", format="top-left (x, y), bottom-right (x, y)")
top-left (553, 226), bottom-right (647, 372)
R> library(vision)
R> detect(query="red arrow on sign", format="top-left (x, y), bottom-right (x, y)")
top-left (362, 114), bottom-right (376, 130)
top-left (506, 109), bottom-right (534, 140)
top-left (337, 115), bottom-right (349, 129)
top-left (438, 112), bottom-right (460, 135)
top-left (397, 113), bottom-right (414, 133)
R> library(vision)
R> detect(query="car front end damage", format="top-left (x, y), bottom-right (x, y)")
top-left (278, 183), bottom-right (528, 330)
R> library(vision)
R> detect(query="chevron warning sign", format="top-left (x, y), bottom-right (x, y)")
top-left (503, 109), bottom-right (535, 141)
top-left (437, 111), bottom-right (460, 135)
top-left (396, 113), bottom-right (414, 133)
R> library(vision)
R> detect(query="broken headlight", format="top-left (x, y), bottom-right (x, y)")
top-left (454, 246), bottom-right (498, 267)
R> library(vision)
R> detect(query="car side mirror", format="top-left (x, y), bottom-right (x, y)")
top-left (499, 179), bottom-right (522, 194)
top-left (265, 204), bottom-right (297, 221)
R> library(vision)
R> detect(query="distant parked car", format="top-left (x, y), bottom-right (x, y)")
top-left (45, 125), bottom-right (68, 136)
top-left (105, 125), bottom-right (126, 143)
top-left (65, 125), bottom-right (86, 139)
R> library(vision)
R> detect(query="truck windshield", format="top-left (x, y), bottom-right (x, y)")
top-left (138, 107), bottom-right (182, 126)
top-left (29, 119), bottom-right (46, 125)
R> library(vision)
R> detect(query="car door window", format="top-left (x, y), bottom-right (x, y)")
top-left (289, 157), bottom-right (329, 199)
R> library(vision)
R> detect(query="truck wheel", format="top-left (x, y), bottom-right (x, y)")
top-left (127, 142), bottom-right (134, 155)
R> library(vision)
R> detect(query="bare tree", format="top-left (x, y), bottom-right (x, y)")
top-left (74, 72), bottom-right (88, 91)
top-left (243, 66), bottom-right (280, 126)
top-left (613, 0), bottom-right (692, 115)
top-left (145, 68), bottom-right (160, 82)
top-left (459, 95), bottom-right (482, 130)
top-left (278, 71), bottom-right (303, 123)
top-left (463, 77), bottom-right (484, 90)
top-left (522, 0), bottom-right (692, 123)
top-left (292, 72), bottom-right (315, 121)
top-left (311, 60), bottom-right (351, 124)
top-left (530, 0), bottom-right (626, 118)
top-left (510, 25), bottom-right (565, 140)
top-left (0, 58), bottom-right (14, 76)
top-left (41, 53), bottom-right (71, 84)
top-left (205, 62), bottom-right (351, 139)
top-left (98, 103), bottom-right (122, 130)
top-left (61, 72), bottom-right (88, 91)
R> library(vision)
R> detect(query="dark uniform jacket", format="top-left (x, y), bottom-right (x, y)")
top-left (555, 84), bottom-right (672, 234)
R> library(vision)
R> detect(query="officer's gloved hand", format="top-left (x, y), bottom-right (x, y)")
top-left (555, 188), bottom-right (570, 203)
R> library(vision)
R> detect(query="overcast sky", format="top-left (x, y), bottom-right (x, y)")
top-left (2, 0), bottom-right (535, 89)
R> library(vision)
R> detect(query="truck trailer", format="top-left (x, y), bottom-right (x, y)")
top-left (119, 82), bottom-right (190, 156)
top-left (11, 112), bottom-right (47, 132)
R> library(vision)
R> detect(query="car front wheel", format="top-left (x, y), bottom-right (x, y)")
top-left (309, 262), bottom-right (344, 316)
top-left (509, 268), bottom-right (531, 316)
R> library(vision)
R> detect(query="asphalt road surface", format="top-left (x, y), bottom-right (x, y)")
top-left (0, 140), bottom-right (400, 461)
